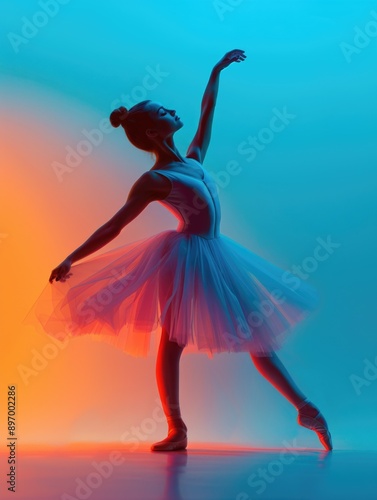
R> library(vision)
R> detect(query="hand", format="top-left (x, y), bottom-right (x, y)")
top-left (215, 49), bottom-right (247, 71)
top-left (49, 257), bottom-right (73, 283)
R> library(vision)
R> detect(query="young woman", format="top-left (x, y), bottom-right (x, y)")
top-left (32, 49), bottom-right (332, 452)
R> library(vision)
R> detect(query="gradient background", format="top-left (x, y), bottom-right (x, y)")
top-left (1, 0), bottom-right (376, 455)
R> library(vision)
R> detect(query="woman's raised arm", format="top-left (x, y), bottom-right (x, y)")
top-left (186, 49), bottom-right (247, 164)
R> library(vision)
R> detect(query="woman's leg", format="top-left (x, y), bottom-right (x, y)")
top-left (250, 351), bottom-right (307, 409)
top-left (250, 351), bottom-right (332, 450)
top-left (156, 326), bottom-right (186, 421)
top-left (156, 264), bottom-right (186, 426)
top-left (151, 326), bottom-right (187, 451)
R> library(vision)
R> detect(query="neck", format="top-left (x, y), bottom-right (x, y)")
top-left (153, 137), bottom-right (186, 167)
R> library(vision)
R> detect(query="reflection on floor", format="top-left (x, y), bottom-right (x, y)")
top-left (2, 443), bottom-right (377, 499)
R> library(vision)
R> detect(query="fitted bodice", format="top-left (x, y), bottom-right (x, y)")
top-left (152, 159), bottom-right (221, 239)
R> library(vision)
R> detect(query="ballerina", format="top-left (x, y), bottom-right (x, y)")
top-left (38, 49), bottom-right (331, 452)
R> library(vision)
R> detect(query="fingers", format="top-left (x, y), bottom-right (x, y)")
top-left (233, 51), bottom-right (246, 61)
top-left (49, 269), bottom-right (72, 283)
top-left (224, 50), bottom-right (247, 65)
top-left (49, 267), bottom-right (61, 283)
top-left (50, 275), bottom-right (65, 283)
top-left (228, 49), bottom-right (246, 57)
top-left (59, 272), bottom-right (72, 283)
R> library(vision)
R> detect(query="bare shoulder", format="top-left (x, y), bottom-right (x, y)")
top-left (130, 170), bottom-right (172, 201)
top-left (186, 145), bottom-right (202, 164)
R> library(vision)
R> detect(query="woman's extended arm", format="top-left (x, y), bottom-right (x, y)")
top-left (186, 49), bottom-right (246, 163)
top-left (48, 171), bottom-right (171, 283)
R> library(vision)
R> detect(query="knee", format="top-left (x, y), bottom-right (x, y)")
top-left (169, 338), bottom-right (186, 354)
top-left (159, 327), bottom-right (185, 353)
top-left (250, 350), bottom-right (275, 359)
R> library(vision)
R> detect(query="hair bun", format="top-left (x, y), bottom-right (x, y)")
top-left (110, 106), bottom-right (129, 128)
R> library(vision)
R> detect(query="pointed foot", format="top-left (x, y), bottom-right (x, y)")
top-left (297, 405), bottom-right (333, 451)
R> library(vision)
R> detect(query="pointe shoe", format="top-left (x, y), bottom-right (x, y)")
top-left (151, 417), bottom-right (188, 452)
top-left (297, 400), bottom-right (333, 451)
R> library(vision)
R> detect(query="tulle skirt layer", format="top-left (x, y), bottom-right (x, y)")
top-left (24, 230), bottom-right (319, 358)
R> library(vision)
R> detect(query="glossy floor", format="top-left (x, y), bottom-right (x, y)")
top-left (2, 444), bottom-right (376, 499)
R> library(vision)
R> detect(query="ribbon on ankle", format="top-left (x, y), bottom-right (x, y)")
top-left (296, 398), bottom-right (310, 411)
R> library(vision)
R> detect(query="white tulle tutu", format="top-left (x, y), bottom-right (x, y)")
top-left (23, 228), bottom-right (319, 358)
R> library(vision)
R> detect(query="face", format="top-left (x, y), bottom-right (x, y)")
top-left (146, 102), bottom-right (183, 140)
